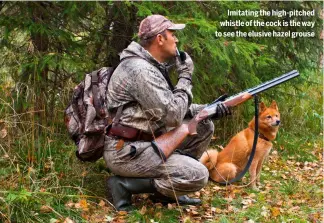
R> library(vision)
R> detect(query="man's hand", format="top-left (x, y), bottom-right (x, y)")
top-left (176, 51), bottom-right (194, 81)
top-left (212, 102), bottom-right (232, 119)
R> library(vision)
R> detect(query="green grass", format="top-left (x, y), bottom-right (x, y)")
top-left (128, 209), bottom-right (181, 223)
top-left (0, 71), bottom-right (322, 222)
top-left (279, 180), bottom-right (299, 196)
top-left (211, 196), bottom-right (227, 208)
top-left (0, 132), bottom-right (322, 222)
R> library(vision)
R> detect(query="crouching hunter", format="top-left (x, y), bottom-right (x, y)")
top-left (104, 14), bottom-right (231, 211)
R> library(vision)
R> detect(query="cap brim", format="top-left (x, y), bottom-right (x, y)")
top-left (168, 24), bottom-right (186, 30)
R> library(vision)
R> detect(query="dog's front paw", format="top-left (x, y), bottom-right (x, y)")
top-left (250, 184), bottom-right (260, 191)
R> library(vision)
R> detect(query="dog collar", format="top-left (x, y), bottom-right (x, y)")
top-left (249, 128), bottom-right (270, 141)
top-left (258, 132), bottom-right (270, 141)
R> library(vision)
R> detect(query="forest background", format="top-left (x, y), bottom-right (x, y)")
top-left (0, 1), bottom-right (322, 223)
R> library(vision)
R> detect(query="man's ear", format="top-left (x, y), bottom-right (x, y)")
top-left (156, 34), bottom-right (164, 46)
top-left (270, 100), bottom-right (279, 111)
top-left (259, 102), bottom-right (267, 113)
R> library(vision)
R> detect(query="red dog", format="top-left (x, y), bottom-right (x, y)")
top-left (200, 101), bottom-right (280, 188)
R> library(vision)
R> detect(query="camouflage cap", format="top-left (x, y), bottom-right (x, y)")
top-left (138, 15), bottom-right (185, 40)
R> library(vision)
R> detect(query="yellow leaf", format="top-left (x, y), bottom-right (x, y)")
top-left (79, 199), bottom-right (88, 210)
top-left (118, 210), bottom-right (128, 216)
top-left (271, 207), bottom-right (280, 217)
top-left (215, 208), bottom-right (222, 214)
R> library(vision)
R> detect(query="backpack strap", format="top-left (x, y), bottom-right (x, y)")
top-left (113, 105), bottom-right (124, 124)
top-left (91, 70), bottom-right (102, 118)
top-left (109, 57), bottom-right (140, 124)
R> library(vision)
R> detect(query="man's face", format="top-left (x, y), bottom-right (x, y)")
top-left (159, 30), bottom-right (178, 61)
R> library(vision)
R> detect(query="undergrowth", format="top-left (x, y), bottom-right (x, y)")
top-left (0, 71), bottom-right (322, 222)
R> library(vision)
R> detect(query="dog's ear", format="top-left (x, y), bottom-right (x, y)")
top-left (259, 102), bottom-right (267, 113)
top-left (270, 100), bottom-right (278, 111)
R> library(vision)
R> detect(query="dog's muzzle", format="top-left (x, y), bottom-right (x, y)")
top-left (272, 120), bottom-right (281, 126)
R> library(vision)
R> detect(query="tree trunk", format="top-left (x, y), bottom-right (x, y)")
top-left (29, 2), bottom-right (50, 124)
top-left (105, 2), bottom-right (138, 67)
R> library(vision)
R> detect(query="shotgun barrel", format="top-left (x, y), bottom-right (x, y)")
top-left (204, 70), bottom-right (299, 116)
top-left (242, 70), bottom-right (299, 96)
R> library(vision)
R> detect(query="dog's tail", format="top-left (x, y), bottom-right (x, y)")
top-left (199, 150), bottom-right (218, 171)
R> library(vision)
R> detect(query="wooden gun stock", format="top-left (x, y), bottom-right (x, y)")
top-left (151, 70), bottom-right (299, 160)
top-left (223, 92), bottom-right (252, 107)
top-left (151, 110), bottom-right (208, 161)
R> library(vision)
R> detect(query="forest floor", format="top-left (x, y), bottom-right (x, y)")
top-left (0, 135), bottom-right (322, 223)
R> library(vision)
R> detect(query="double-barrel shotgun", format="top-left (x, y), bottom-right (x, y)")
top-left (151, 70), bottom-right (300, 161)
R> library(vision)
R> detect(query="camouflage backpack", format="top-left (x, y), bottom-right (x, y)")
top-left (64, 67), bottom-right (115, 162)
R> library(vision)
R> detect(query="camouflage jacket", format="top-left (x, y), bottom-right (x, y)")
top-left (106, 41), bottom-right (204, 133)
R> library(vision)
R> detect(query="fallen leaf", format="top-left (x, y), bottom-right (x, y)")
top-left (227, 205), bottom-right (234, 212)
top-left (288, 206), bottom-right (301, 212)
top-left (105, 215), bottom-right (113, 222)
top-left (182, 216), bottom-right (192, 223)
top-left (40, 188), bottom-right (46, 192)
top-left (79, 199), bottom-right (89, 211)
top-left (75, 202), bottom-right (81, 209)
top-left (65, 201), bottom-right (75, 208)
top-left (63, 217), bottom-right (74, 223)
top-left (49, 219), bottom-right (59, 223)
top-left (271, 207), bottom-right (280, 217)
top-left (0, 128), bottom-right (7, 138)
top-left (203, 214), bottom-right (213, 219)
top-left (98, 200), bottom-right (106, 207)
top-left (249, 193), bottom-right (256, 198)
top-left (118, 210), bottom-right (128, 216)
top-left (281, 174), bottom-right (287, 179)
top-left (154, 212), bottom-right (162, 219)
top-left (154, 203), bottom-right (163, 209)
top-left (215, 208), bottom-right (222, 214)
top-left (140, 206), bottom-right (147, 215)
top-left (276, 200), bottom-right (283, 206)
top-left (212, 186), bottom-right (222, 191)
top-left (261, 211), bottom-right (268, 217)
top-left (308, 212), bottom-right (321, 223)
top-left (81, 212), bottom-right (90, 220)
top-left (40, 205), bottom-right (52, 213)
top-left (241, 199), bottom-right (253, 205)
top-left (191, 210), bottom-right (199, 215)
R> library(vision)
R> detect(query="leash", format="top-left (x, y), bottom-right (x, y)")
top-left (217, 94), bottom-right (259, 185)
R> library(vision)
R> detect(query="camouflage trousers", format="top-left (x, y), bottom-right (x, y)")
top-left (103, 119), bottom-right (214, 197)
